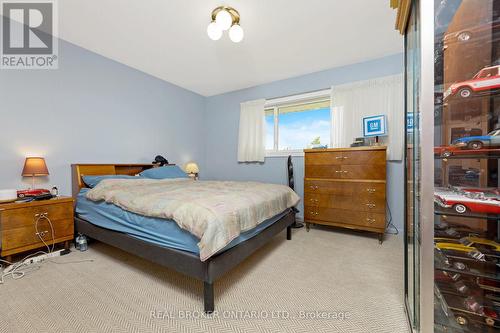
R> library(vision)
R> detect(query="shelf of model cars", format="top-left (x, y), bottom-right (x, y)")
top-left (434, 187), bottom-right (500, 218)
top-left (434, 277), bottom-right (500, 331)
top-left (435, 221), bottom-right (487, 239)
top-left (434, 129), bottom-right (500, 159)
top-left (434, 151), bottom-right (500, 160)
top-left (435, 210), bottom-right (500, 221)
top-left (435, 249), bottom-right (500, 282)
top-left (434, 288), bottom-right (468, 333)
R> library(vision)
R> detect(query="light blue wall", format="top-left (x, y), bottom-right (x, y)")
top-left (203, 54), bottom-right (405, 231)
top-left (0, 38), bottom-right (206, 195)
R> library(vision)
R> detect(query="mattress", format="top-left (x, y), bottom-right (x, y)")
top-left (76, 188), bottom-right (289, 255)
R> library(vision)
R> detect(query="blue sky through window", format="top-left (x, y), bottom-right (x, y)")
top-left (266, 107), bottom-right (331, 150)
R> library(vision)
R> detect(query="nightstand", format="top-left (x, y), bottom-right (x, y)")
top-left (0, 197), bottom-right (74, 262)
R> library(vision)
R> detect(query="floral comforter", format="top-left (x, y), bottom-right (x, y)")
top-left (86, 178), bottom-right (300, 261)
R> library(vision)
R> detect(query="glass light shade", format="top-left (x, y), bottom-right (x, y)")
top-left (215, 9), bottom-right (232, 31)
top-left (185, 162), bottom-right (199, 174)
top-left (207, 22), bottom-right (222, 40)
top-left (229, 24), bottom-right (244, 43)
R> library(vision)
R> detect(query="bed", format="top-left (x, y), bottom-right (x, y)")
top-left (71, 163), bottom-right (296, 313)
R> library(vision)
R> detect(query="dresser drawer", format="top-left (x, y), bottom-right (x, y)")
top-left (2, 217), bottom-right (74, 252)
top-left (305, 165), bottom-right (341, 178)
top-left (305, 164), bottom-right (386, 180)
top-left (305, 193), bottom-right (385, 213)
top-left (340, 165), bottom-right (386, 180)
top-left (305, 151), bottom-right (343, 165)
top-left (341, 150), bottom-right (386, 165)
top-left (0, 201), bottom-right (73, 231)
top-left (305, 150), bottom-right (386, 166)
top-left (304, 180), bottom-right (385, 199)
top-left (304, 207), bottom-right (385, 229)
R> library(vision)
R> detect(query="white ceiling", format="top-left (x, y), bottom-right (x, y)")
top-left (58, 0), bottom-right (402, 96)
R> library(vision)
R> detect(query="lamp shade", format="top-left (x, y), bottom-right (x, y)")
top-left (22, 157), bottom-right (49, 176)
top-left (185, 162), bottom-right (199, 174)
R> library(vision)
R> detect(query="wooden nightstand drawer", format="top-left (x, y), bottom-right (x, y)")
top-left (1, 201), bottom-right (73, 231)
top-left (0, 197), bottom-right (74, 258)
top-left (2, 218), bottom-right (73, 252)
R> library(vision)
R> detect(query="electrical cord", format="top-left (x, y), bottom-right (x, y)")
top-left (385, 200), bottom-right (399, 235)
top-left (1, 213), bottom-right (94, 284)
top-left (0, 251), bottom-right (47, 284)
top-left (35, 213), bottom-right (55, 253)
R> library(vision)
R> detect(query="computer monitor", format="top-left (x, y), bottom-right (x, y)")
top-left (363, 115), bottom-right (387, 137)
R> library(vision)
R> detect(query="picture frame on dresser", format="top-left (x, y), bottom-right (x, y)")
top-left (303, 146), bottom-right (387, 243)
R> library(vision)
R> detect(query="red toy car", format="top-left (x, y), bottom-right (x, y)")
top-left (17, 189), bottom-right (51, 198)
top-left (434, 187), bottom-right (500, 215)
top-left (444, 65), bottom-right (500, 100)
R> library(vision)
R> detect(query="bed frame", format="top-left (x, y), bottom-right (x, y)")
top-left (71, 164), bottom-right (294, 313)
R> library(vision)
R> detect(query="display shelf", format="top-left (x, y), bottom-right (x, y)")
top-left (434, 286), bottom-right (468, 333)
top-left (434, 152), bottom-right (500, 160)
top-left (434, 287), bottom-right (498, 333)
top-left (435, 263), bottom-right (500, 282)
top-left (435, 209), bottom-right (500, 221)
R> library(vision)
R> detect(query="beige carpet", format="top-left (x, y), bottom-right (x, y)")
top-left (0, 227), bottom-right (409, 333)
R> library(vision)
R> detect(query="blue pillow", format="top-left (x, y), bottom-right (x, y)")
top-left (139, 165), bottom-right (188, 179)
top-left (83, 175), bottom-right (139, 188)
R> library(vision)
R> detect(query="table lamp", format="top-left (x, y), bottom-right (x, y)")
top-left (22, 157), bottom-right (49, 189)
top-left (185, 162), bottom-right (199, 180)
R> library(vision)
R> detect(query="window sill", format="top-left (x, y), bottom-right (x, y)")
top-left (265, 150), bottom-right (304, 158)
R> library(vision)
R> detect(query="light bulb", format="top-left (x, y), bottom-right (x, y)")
top-left (229, 24), bottom-right (244, 43)
top-left (215, 10), bottom-right (232, 31)
top-left (207, 22), bottom-right (222, 40)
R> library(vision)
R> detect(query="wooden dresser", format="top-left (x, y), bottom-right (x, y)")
top-left (304, 146), bottom-right (387, 243)
top-left (0, 197), bottom-right (74, 261)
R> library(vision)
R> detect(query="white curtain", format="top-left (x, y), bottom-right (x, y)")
top-left (237, 99), bottom-right (266, 162)
top-left (330, 75), bottom-right (404, 160)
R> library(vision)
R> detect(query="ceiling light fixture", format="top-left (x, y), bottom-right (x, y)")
top-left (207, 6), bottom-right (244, 43)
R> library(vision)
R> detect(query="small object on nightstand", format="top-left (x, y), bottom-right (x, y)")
top-left (51, 186), bottom-right (59, 197)
top-left (0, 197), bottom-right (74, 261)
top-left (0, 189), bottom-right (18, 203)
top-left (185, 162), bottom-right (200, 180)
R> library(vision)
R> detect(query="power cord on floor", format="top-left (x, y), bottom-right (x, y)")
top-left (385, 200), bottom-right (399, 235)
top-left (1, 214), bottom-right (94, 284)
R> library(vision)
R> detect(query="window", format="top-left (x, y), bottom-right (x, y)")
top-left (265, 90), bottom-right (331, 156)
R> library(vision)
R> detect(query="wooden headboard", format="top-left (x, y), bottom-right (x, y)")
top-left (71, 163), bottom-right (173, 198)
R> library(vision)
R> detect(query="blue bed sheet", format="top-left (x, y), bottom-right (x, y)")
top-left (76, 188), bottom-right (288, 255)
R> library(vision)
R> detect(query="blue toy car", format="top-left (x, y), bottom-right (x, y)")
top-left (453, 129), bottom-right (500, 150)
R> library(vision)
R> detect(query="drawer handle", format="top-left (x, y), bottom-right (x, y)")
top-left (310, 185), bottom-right (319, 189)
top-left (310, 211), bottom-right (319, 215)
top-left (343, 156), bottom-right (348, 159)
top-left (366, 218), bottom-right (376, 224)
top-left (335, 170), bottom-right (341, 173)
top-left (35, 230), bottom-right (49, 237)
top-left (366, 188), bottom-right (376, 193)
top-left (315, 212), bottom-right (319, 215)
top-left (34, 212), bottom-right (49, 218)
top-left (335, 156), bottom-right (343, 159)
top-left (343, 171), bottom-right (348, 174)
top-left (366, 204), bottom-right (376, 209)
top-left (309, 198), bottom-right (318, 202)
